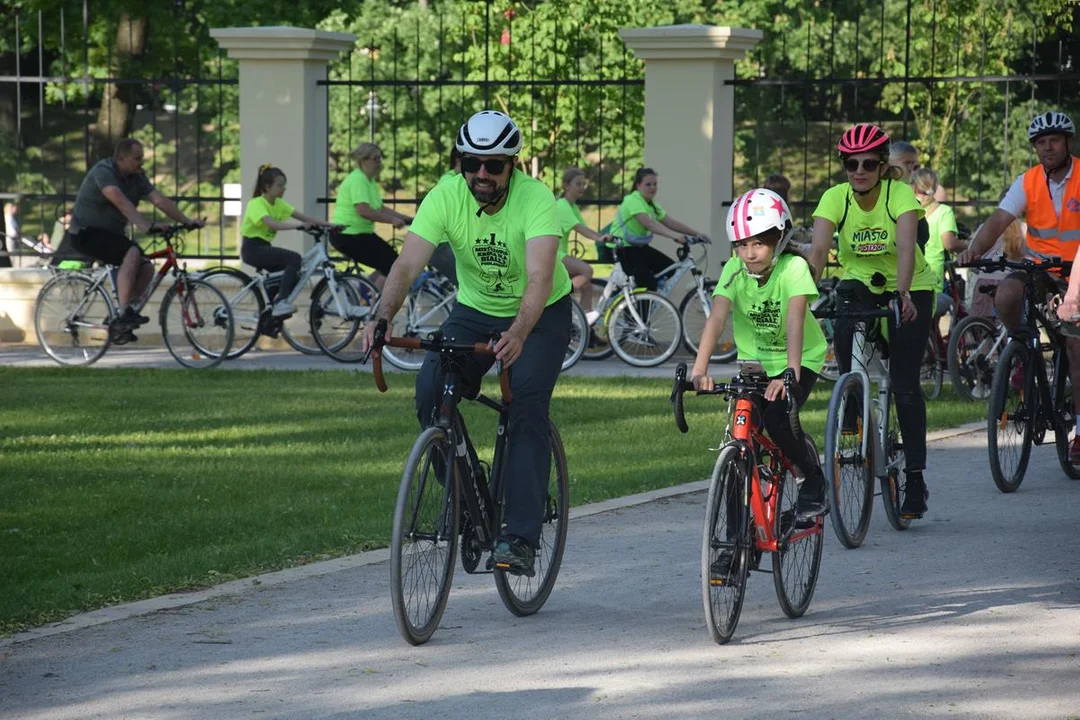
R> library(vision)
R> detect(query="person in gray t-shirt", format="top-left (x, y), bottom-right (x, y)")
top-left (69, 138), bottom-right (202, 336)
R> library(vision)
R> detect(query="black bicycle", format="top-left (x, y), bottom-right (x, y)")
top-left (957, 257), bottom-right (1079, 492)
top-left (368, 320), bottom-right (569, 645)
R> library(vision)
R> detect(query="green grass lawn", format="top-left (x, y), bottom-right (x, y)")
top-left (0, 367), bottom-right (987, 634)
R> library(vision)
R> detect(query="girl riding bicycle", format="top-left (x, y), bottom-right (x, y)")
top-left (808, 123), bottom-right (934, 519)
top-left (556, 167), bottom-right (614, 318)
top-left (691, 188), bottom-right (828, 518)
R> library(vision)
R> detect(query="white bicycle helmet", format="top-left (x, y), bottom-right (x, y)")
top-left (726, 188), bottom-right (793, 254)
top-left (1028, 111), bottom-right (1075, 142)
top-left (455, 110), bottom-right (522, 156)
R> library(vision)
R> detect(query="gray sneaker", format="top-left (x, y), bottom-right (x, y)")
top-left (491, 535), bottom-right (536, 577)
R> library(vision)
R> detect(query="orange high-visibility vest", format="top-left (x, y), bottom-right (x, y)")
top-left (1023, 156), bottom-right (1080, 262)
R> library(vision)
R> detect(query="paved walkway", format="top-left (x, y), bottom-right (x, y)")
top-left (2, 427), bottom-right (1078, 719)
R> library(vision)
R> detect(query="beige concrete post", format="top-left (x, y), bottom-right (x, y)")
top-left (210, 27), bottom-right (355, 256)
top-left (619, 25), bottom-right (762, 282)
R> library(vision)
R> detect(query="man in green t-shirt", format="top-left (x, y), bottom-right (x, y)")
top-left (361, 110), bottom-right (572, 577)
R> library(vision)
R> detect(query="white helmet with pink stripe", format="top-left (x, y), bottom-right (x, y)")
top-left (725, 188), bottom-right (793, 257)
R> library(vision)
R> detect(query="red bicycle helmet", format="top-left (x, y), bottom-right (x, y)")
top-left (838, 124), bottom-right (891, 157)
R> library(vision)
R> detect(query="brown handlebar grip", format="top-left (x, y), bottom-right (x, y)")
top-left (390, 337), bottom-right (423, 351)
top-left (473, 342), bottom-right (493, 354)
top-left (499, 369), bottom-right (513, 404)
top-left (373, 352), bottom-right (388, 392)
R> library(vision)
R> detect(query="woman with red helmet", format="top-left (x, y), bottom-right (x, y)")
top-left (808, 123), bottom-right (937, 520)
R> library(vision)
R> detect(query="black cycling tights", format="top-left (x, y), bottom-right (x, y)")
top-left (832, 280), bottom-right (933, 471)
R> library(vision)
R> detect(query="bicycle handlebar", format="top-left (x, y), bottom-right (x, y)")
top-left (955, 256), bottom-right (1072, 274)
top-left (812, 302), bottom-right (901, 327)
top-left (366, 319), bottom-right (512, 403)
top-left (671, 362), bottom-right (800, 437)
top-left (147, 222), bottom-right (202, 240)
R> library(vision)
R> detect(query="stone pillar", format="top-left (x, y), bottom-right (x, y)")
top-left (619, 25), bottom-right (762, 278)
top-left (210, 27), bottom-right (355, 255)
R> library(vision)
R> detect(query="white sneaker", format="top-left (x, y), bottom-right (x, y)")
top-left (271, 300), bottom-right (295, 318)
top-left (585, 310), bottom-right (601, 326)
top-left (346, 303), bottom-right (371, 320)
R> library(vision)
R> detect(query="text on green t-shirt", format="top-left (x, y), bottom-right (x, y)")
top-left (409, 171), bottom-right (572, 317)
top-left (713, 253), bottom-right (827, 376)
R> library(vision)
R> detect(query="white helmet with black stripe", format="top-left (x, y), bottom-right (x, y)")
top-left (1028, 111), bottom-right (1075, 142)
top-left (456, 110), bottom-right (522, 156)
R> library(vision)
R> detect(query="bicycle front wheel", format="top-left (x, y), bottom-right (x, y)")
top-left (947, 316), bottom-right (1000, 401)
top-left (608, 291), bottom-right (682, 367)
top-left (561, 299), bottom-right (588, 371)
top-left (34, 273), bottom-right (113, 366)
top-left (679, 284), bottom-right (736, 363)
top-left (920, 336), bottom-right (943, 400)
top-left (702, 444), bottom-right (751, 645)
top-left (383, 285), bottom-right (453, 371)
top-left (309, 274), bottom-right (378, 362)
top-left (495, 422), bottom-right (570, 617)
top-left (275, 274), bottom-right (322, 355)
top-left (879, 390), bottom-right (911, 531)
top-left (160, 277), bottom-right (234, 369)
top-left (391, 426), bottom-right (459, 646)
top-left (198, 267), bottom-right (264, 359)
top-left (772, 436), bottom-right (824, 619)
top-left (823, 372), bottom-right (874, 548)
top-left (987, 341), bottom-right (1034, 493)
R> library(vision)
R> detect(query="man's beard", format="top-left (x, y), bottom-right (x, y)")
top-left (469, 177), bottom-right (504, 205)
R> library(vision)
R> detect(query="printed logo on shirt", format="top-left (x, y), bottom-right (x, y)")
top-left (1067, 197), bottom-right (1080, 213)
top-left (472, 232), bottom-right (519, 298)
top-left (746, 298), bottom-right (781, 335)
top-left (850, 226), bottom-right (890, 255)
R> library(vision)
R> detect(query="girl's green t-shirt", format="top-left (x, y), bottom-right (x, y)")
top-left (241, 196), bottom-right (295, 242)
top-left (555, 197), bottom-right (586, 256)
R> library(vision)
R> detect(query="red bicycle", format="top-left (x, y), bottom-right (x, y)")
top-left (672, 363), bottom-right (825, 644)
top-left (33, 223), bottom-right (234, 368)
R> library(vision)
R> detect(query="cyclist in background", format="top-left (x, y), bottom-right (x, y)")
top-left (960, 111), bottom-right (1080, 461)
top-left (610, 167), bottom-right (709, 291)
top-left (556, 167), bottom-right (614, 321)
top-left (913, 167), bottom-right (966, 317)
top-left (692, 188), bottom-right (828, 521)
top-left (242, 164), bottom-right (335, 318)
top-left (362, 110), bottom-right (572, 577)
top-left (808, 123), bottom-right (934, 519)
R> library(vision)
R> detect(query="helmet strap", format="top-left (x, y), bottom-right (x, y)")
top-left (473, 172), bottom-right (513, 217)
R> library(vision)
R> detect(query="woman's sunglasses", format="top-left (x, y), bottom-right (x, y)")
top-left (461, 156), bottom-right (508, 175)
top-left (843, 158), bottom-right (883, 173)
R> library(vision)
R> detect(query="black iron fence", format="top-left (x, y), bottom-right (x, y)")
top-left (729, 0), bottom-right (1080, 227)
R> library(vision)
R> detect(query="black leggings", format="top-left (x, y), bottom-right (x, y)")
top-left (755, 369), bottom-right (820, 481)
top-left (330, 232), bottom-right (398, 277)
top-left (833, 280), bottom-right (933, 471)
top-left (616, 244), bottom-right (672, 292)
top-left (241, 238), bottom-right (302, 300)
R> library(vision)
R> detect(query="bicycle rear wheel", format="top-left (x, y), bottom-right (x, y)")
top-left (608, 291), bottom-right (682, 367)
top-left (34, 273), bottom-right (113, 366)
top-left (561, 299), bottom-right (588, 371)
top-left (947, 316), bottom-right (999, 401)
top-left (383, 285), bottom-right (452, 371)
top-left (160, 277), bottom-right (234, 369)
top-left (702, 444), bottom-right (751, 645)
top-left (581, 278), bottom-right (613, 361)
top-left (198, 267), bottom-right (263, 359)
top-left (920, 336), bottom-right (943, 400)
top-left (391, 426), bottom-right (459, 645)
top-left (987, 341), bottom-right (1034, 493)
top-left (495, 422), bottom-right (570, 616)
top-left (679, 284), bottom-right (736, 363)
top-left (772, 437), bottom-right (824, 619)
top-left (273, 274), bottom-right (322, 355)
top-left (879, 390), bottom-right (911, 531)
top-left (823, 372), bottom-right (875, 548)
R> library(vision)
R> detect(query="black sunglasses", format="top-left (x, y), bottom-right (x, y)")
top-left (843, 158), bottom-right (883, 173)
top-left (461, 156), bottom-right (508, 175)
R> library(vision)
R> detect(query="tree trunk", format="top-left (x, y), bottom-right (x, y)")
top-left (93, 13), bottom-right (147, 160)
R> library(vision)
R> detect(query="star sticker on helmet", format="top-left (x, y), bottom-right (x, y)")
top-left (770, 197), bottom-right (785, 215)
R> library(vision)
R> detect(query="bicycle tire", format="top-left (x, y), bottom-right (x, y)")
top-left (608, 291), bottom-right (682, 367)
top-left (920, 335), bottom-right (943, 400)
top-left (679, 283), bottom-right (737, 363)
top-left (159, 277), bottom-right (234, 369)
top-left (198, 267), bottom-right (264, 359)
top-left (1052, 365), bottom-right (1080, 480)
top-left (879, 390), bottom-right (912, 531)
top-left (946, 316), bottom-right (999, 401)
top-left (273, 274), bottom-right (322, 355)
top-left (561, 299), bottom-right (588, 371)
top-left (987, 341), bottom-right (1034, 493)
top-left (390, 426), bottom-right (460, 645)
top-left (309, 274), bottom-right (378, 362)
top-left (494, 421), bottom-right (570, 617)
top-left (383, 285), bottom-right (453, 371)
top-left (823, 372), bottom-right (875, 548)
top-left (581, 278), bottom-right (613, 361)
top-left (702, 444), bottom-right (751, 645)
top-left (772, 437), bottom-right (824, 619)
top-left (34, 273), bottom-right (113, 366)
